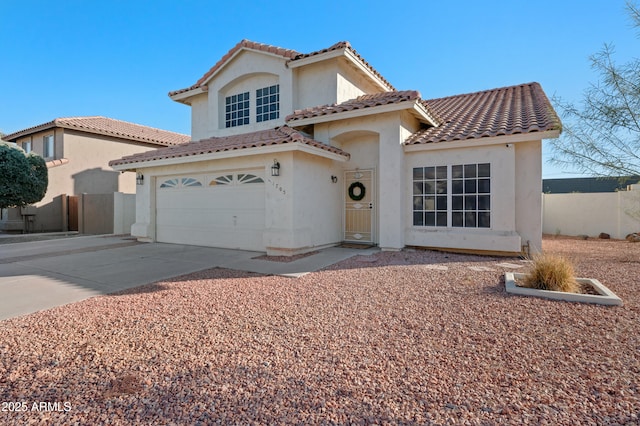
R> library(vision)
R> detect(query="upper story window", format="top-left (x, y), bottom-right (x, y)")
top-left (256, 84), bottom-right (279, 123)
top-left (225, 91), bottom-right (250, 128)
top-left (43, 135), bottom-right (54, 158)
top-left (22, 140), bottom-right (32, 153)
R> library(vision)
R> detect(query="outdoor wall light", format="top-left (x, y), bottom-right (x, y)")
top-left (331, 175), bottom-right (338, 183)
top-left (271, 160), bottom-right (280, 176)
top-left (136, 173), bottom-right (144, 185)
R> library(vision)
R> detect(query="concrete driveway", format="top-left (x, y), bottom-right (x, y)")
top-left (0, 235), bottom-right (376, 321)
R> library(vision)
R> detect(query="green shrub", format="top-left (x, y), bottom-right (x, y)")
top-left (521, 253), bottom-right (580, 293)
top-left (0, 142), bottom-right (48, 209)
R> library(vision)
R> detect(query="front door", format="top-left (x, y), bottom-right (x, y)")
top-left (344, 169), bottom-right (374, 243)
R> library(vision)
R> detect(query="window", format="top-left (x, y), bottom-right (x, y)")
top-left (225, 91), bottom-right (250, 128)
top-left (256, 84), bottom-right (279, 123)
top-left (451, 163), bottom-right (490, 228)
top-left (412, 163), bottom-right (491, 228)
top-left (22, 141), bottom-right (32, 153)
top-left (43, 135), bottom-right (54, 158)
top-left (413, 166), bottom-right (448, 227)
top-left (237, 173), bottom-right (264, 184)
top-left (159, 177), bottom-right (202, 188)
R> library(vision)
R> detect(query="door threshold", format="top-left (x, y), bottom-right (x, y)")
top-left (339, 242), bottom-right (376, 249)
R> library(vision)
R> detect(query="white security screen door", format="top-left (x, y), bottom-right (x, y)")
top-left (344, 169), bottom-right (374, 243)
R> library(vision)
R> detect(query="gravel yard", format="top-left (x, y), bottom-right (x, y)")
top-left (1, 236), bottom-right (638, 425)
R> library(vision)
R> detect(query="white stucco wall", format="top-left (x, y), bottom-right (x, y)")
top-left (542, 186), bottom-right (640, 239)
top-left (130, 150), bottom-right (345, 254)
top-left (336, 58), bottom-right (384, 104)
top-left (200, 50), bottom-right (293, 138)
top-left (316, 112), bottom-right (414, 250)
top-left (190, 93), bottom-right (209, 142)
top-left (294, 61), bottom-right (339, 110)
top-left (404, 143), bottom-right (523, 253)
top-left (515, 140), bottom-right (543, 252)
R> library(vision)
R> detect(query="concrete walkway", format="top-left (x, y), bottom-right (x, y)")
top-left (0, 235), bottom-right (377, 320)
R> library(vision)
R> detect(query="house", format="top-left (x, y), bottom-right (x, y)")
top-left (109, 40), bottom-right (562, 256)
top-left (1, 117), bottom-right (190, 232)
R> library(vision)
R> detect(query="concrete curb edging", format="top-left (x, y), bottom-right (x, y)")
top-left (505, 272), bottom-right (623, 306)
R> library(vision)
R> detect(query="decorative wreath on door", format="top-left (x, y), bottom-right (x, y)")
top-left (348, 181), bottom-right (366, 201)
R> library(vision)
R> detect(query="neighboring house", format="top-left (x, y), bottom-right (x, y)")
top-left (543, 176), bottom-right (640, 193)
top-left (1, 117), bottom-right (190, 232)
top-left (110, 40), bottom-right (562, 256)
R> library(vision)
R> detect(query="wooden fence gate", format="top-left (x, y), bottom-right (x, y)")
top-left (67, 195), bottom-right (78, 231)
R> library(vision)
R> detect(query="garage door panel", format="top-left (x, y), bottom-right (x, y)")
top-left (157, 207), bottom-right (264, 227)
top-left (155, 172), bottom-right (266, 251)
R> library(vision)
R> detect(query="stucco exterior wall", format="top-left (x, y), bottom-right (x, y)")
top-left (316, 112), bottom-right (415, 250)
top-left (515, 140), bottom-right (543, 252)
top-left (542, 186), bottom-right (640, 239)
top-left (336, 58), bottom-right (384, 103)
top-left (202, 50), bottom-right (293, 138)
top-left (404, 143), bottom-right (522, 253)
top-left (10, 129), bottom-right (162, 232)
top-left (131, 151), bottom-right (345, 254)
top-left (294, 61), bottom-right (339, 110)
top-left (294, 57), bottom-right (385, 110)
top-left (190, 93), bottom-right (208, 142)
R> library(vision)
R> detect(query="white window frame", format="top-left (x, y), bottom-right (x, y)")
top-left (412, 163), bottom-right (491, 229)
top-left (22, 140), bottom-right (32, 153)
top-left (224, 91), bottom-right (250, 128)
top-left (256, 84), bottom-right (279, 123)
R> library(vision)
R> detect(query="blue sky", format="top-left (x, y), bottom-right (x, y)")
top-left (1, 0), bottom-right (637, 178)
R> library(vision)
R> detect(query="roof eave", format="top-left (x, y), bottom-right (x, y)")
top-left (110, 142), bottom-right (349, 171)
top-left (3, 121), bottom-right (57, 141)
top-left (411, 102), bottom-right (440, 127)
top-left (169, 86), bottom-right (208, 104)
top-left (286, 100), bottom-right (427, 127)
top-left (403, 129), bottom-right (562, 152)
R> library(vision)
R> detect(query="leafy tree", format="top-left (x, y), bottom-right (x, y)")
top-left (0, 142), bottom-right (48, 209)
top-left (550, 1), bottom-right (640, 177)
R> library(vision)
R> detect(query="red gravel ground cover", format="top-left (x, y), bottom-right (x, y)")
top-left (1, 236), bottom-right (638, 425)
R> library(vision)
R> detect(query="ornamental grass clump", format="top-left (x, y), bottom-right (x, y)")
top-left (521, 253), bottom-right (580, 293)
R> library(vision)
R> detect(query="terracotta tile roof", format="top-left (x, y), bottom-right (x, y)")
top-left (46, 158), bottom-right (70, 168)
top-left (169, 40), bottom-right (301, 97)
top-left (3, 116), bottom-right (190, 146)
top-left (285, 90), bottom-right (442, 124)
top-left (109, 126), bottom-right (349, 167)
top-left (405, 82), bottom-right (562, 145)
top-left (291, 41), bottom-right (395, 91)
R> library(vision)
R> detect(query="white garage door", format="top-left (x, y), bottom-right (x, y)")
top-left (155, 171), bottom-right (265, 250)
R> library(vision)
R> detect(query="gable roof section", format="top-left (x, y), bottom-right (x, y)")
top-left (285, 90), bottom-right (443, 126)
top-left (109, 125), bottom-right (349, 168)
top-left (169, 40), bottom-right (301, 98)
top-left (169, 40), bottom-right (395, 100)
top-left (3, 116), bottom-right (190, 147)
top-left (405, 82), bottom-right (561, 145)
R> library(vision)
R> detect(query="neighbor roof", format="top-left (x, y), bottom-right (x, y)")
top-left (109, 125), bottom-right (349, 167)
top-left (2, 116), bottom-right (190, 147)
top-left (169, 39), bottom-right (395, 98)
top-left (405, 82), bottom-right (562, 145)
